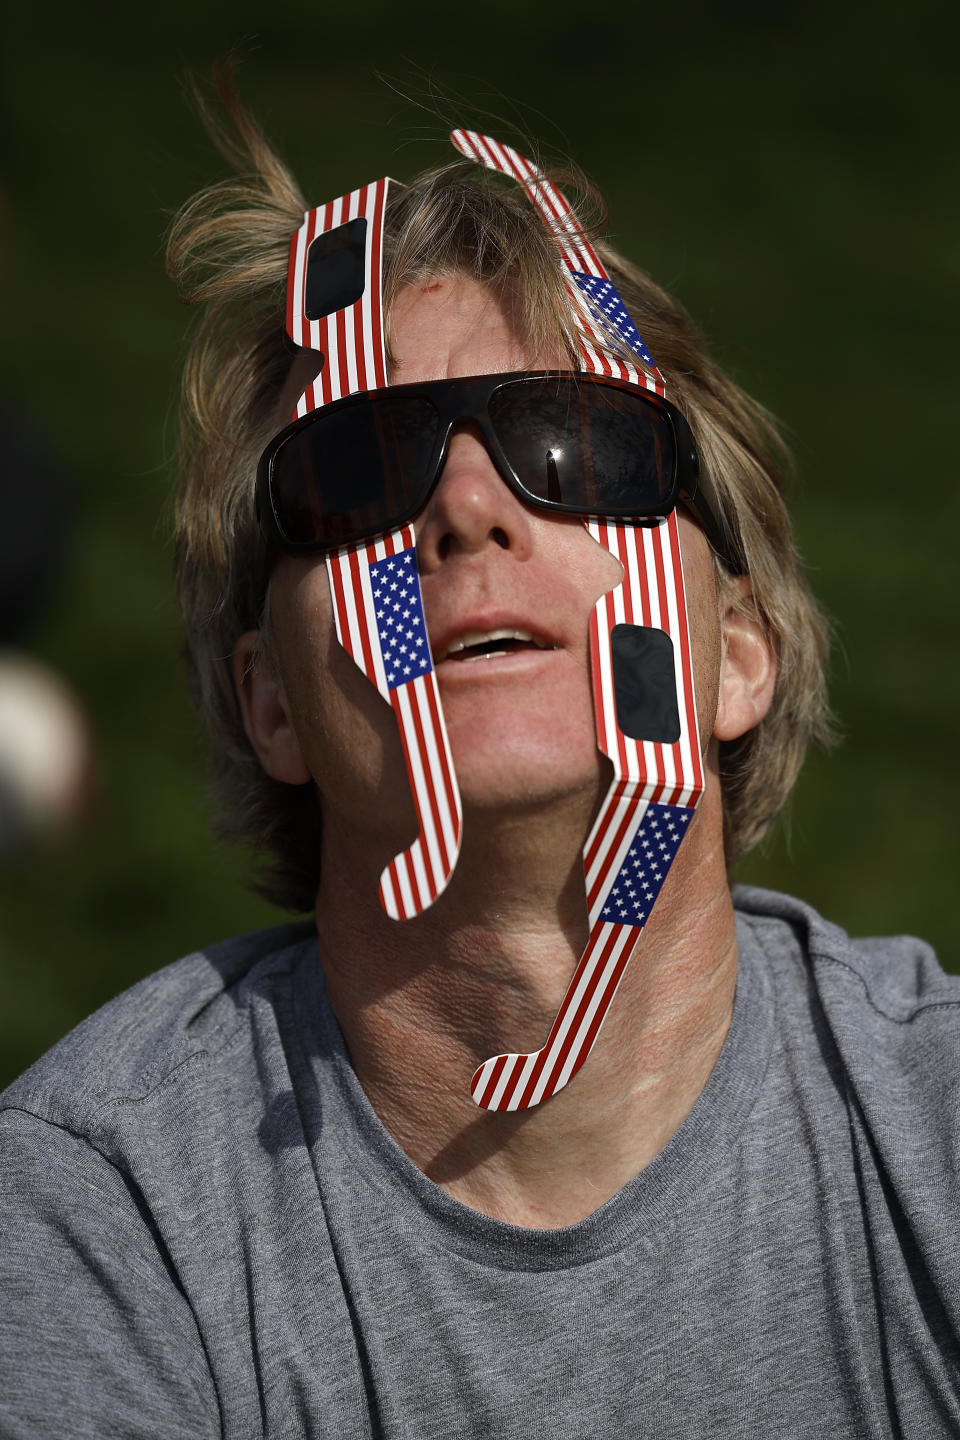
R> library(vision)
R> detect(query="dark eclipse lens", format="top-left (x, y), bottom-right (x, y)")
top-left (303, 218), bottom-right (369, 321)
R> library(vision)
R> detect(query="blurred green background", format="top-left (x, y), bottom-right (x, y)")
top-left (1, 2), bottom-right (957, 1087)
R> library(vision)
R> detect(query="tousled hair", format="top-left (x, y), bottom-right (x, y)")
top-left (168, 78), bottom-right (833, 910)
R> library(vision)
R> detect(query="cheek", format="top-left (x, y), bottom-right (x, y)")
top-left (691, 592), bottom-right (723, 752)
top-left (267, 561), bottom-right (413, 823)
top-left (570, 518), bottom-right (627, 601)
top-left (676, 521), bottom-right (723, 750)
top-left (267, 559), bottom-right (334, 715)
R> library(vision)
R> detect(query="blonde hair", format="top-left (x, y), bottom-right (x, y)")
top-left (168, 83), bottom-right (833, 910)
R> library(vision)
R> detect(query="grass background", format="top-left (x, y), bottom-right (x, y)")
top-left (1, 2), bottom-right (957, 1087)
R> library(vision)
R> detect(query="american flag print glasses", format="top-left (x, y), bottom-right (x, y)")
top-left (282, 178), bottom-right (463, 920)
top-left (452, 131), bottom-right (706, 1111)
top-left (271, 130), bottom-right (711, 1104)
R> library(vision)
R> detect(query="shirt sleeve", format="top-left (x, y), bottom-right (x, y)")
top-left (0, 1107), bottom-right (221, 1439)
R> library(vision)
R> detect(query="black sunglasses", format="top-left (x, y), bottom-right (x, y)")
top-left (256, 371), bottom-right (742, 571)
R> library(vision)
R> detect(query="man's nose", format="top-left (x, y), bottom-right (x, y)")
top-left (414, 422), bottom-right (534, 567)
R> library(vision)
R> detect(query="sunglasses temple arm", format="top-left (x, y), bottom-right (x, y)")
top-left (678, 476), bottom-right (745, 576)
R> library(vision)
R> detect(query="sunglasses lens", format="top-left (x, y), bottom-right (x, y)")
top-left (269, 395), bottom-right (439, 548)
top-left (489, 379), bottom-right (676, 514)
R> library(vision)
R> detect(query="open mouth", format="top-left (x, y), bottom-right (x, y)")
top-left (439, 628), bottom-right (560, 663)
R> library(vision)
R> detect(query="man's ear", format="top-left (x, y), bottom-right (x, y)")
top-left (713, 578), bottom-right (777, 743)
top-left (232, 631), bottom-right (312, 784)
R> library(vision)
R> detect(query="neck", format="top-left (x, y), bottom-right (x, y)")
top-left (313, 761), bottom-right (737, 1229)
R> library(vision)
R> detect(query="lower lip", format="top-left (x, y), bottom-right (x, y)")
top-left (435, 646), bottom-right (561, 678)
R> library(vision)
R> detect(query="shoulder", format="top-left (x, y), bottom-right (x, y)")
top-left (734, 883), bottom-right (958, 1017)
top-left (734, 883), bottom-right (960, 1117)
top-left (0, 919), bottom-right (316, 1138)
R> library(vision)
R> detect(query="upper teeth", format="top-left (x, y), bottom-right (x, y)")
top-left (444, 628), bottom-right (540, 658)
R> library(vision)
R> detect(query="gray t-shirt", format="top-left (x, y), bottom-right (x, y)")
top-left (1, 886), bottom-right (959, 1438)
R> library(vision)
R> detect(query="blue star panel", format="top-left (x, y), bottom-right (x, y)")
top-left (369, 548), bottom-right (433, 691)
top-left (600, 802), bottom-right (692, 926)
top-left (569, 270), bottom-right (655, 367)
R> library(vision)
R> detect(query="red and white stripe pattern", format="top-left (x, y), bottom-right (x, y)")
top-left (453, 133), bottom-right (706, 1111)
top-left (286, 181), bottom-right (390, 409)
top-left (325, 524), bottom-right (462, 919)
top-left (286, 184), bottom-right (463, 918)
top-left (451, 129), bottom-right (664, 398)
top-left (583, 512), bottom-right (703, 920)
top-left (469, 512), bottom-right (703, 1111)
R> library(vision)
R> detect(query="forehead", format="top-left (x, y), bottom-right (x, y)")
top-left (388, 274), bottom-right (564, 385)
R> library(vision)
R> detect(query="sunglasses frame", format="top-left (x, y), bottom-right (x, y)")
top-left (255, 370), bottom-right (743, 573)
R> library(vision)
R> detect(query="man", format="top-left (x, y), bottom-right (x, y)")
top-left (2, 94), bottom-right (958, 1438)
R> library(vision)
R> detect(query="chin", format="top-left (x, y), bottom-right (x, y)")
top-left (452, 743), bottom-right (605, 816)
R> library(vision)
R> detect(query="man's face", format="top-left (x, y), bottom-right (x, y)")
top-left (264, 274), bottom-right (724, 845)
